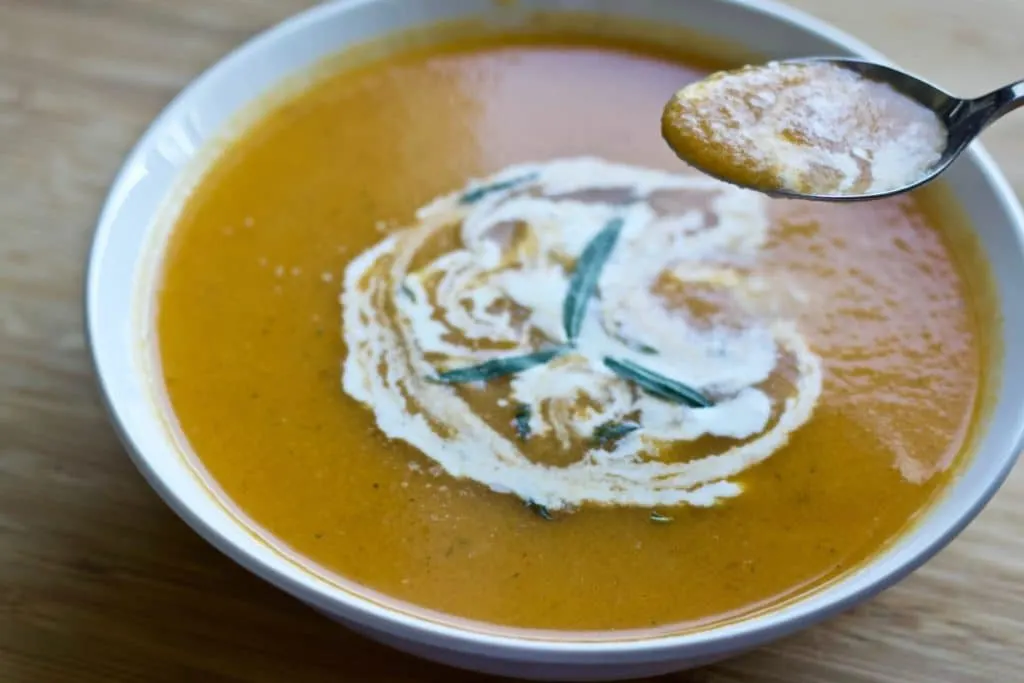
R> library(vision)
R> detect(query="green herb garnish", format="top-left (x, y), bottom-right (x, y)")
top-left (459, 173), bottom-right (538, 205)
top-left (434, 347), bottom-right (566, 384)
top-left (603, 357), bottom-right (712, 408)
top-left (620, 337), bottom-right (658, 355)
top-left (592, 420), bottom-right (639, 446)
top-left (399, 283), bottom-right (416, 302)
top-left (513, 403), bottom-right (532, 440)
top-left (562, 218), bottom-right (624, 343)
top-left (525, 499), bottom-right (554, 520)
top-left (650, 511), bottom-right (674, 523)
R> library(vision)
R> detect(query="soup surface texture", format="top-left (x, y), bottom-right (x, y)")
top-left (158, 32), bottom-right (987, 633)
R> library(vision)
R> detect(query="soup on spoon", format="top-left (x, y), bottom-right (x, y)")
top-left (661, 60), bottom-right (948, 198)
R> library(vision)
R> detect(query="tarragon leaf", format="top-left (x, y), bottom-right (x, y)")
top-left (592, 420), bottom-right (640, 447)
top-left (459, 173), bottom-right (538, 205)
top-left (562, 218), bottom-right (624, 343)
top-left (603, 356), bottom-right (712, 408)
top-left (525, 499), bottom-right (554, 520)
top-left (513, 403), bottom-right (532, 440)
top-left (433, 347), bottom-right (566, 384)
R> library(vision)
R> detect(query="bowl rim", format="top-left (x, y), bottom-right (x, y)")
top-left (85, 0), bottom-right (1024, 660)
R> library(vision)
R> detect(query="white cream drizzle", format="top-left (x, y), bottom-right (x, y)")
top-left (341, 157), bottom-right (822, 511)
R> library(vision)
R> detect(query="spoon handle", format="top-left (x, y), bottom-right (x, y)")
top-left (948, 80), bottom-right (1024, 140)
top-left (976, 80), bottom-right (1024, 123)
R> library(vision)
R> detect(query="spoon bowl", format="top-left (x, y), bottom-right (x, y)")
top-left (668, 57), bottom-right (1024, 202)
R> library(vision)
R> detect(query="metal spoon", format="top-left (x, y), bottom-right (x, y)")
top-left (671, 57), bottom-right (1024, 202)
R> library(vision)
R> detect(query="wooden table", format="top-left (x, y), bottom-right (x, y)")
top-left (2, 1), bottom-right (1022, 681)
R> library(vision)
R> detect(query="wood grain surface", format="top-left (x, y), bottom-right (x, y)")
top-left (2, 1), bottom-right (1022, 681)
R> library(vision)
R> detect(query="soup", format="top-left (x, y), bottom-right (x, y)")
top-left (661, 61), bottom-right (947, 196)
top-left (156, 27), bottom-right (990, 633)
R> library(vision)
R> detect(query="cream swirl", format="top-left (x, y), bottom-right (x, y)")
top-left (342, 157), bottom-right (822, 510)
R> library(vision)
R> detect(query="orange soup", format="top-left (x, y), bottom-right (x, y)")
top-left (157, 28), bottom-right (990, 633)
top-left (661, 61), bottom-right (946, 196)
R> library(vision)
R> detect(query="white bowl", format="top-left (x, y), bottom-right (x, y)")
top-left (86, 0), bottom-right (1024, 679)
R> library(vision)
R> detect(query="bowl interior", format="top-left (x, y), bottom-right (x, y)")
top-left (87, 0), bottom-right (1024, 658)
